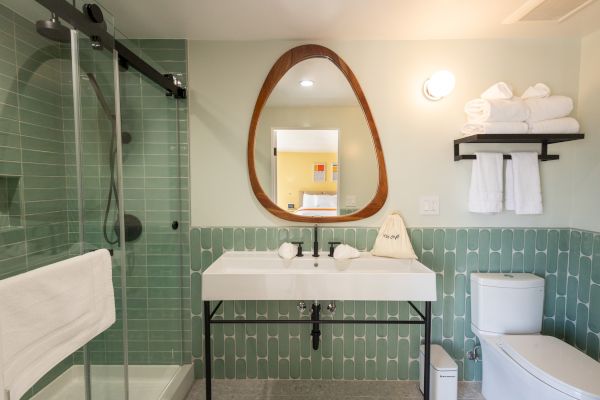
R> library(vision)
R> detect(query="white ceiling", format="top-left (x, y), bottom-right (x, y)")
top-left (98, 0), bottom-right (600, 40)
top-left (266, 58), bottom-right (358, 107)
top-left (276, 129), bottom-right (338, 153)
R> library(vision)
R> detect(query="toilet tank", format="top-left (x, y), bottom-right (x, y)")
top-left (471, 273), bottom-right (544, 335)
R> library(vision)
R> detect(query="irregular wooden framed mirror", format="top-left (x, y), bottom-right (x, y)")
top-left (248, 44), bottom-right (387, 222)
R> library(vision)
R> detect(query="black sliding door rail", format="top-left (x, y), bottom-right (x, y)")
top-left (34, 0), bottom-right (186, 99)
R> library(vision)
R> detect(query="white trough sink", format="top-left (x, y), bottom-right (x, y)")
top-left (202, 251), bottom-right (436, 301)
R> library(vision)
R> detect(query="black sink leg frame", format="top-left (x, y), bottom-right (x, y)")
top-left (203, 300), bottom-right (432, 400)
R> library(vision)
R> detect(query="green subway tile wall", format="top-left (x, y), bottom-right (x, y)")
top-left (191, 227), bottom-right (600, 381)
top-left (0, 4), bottom-right (74, 397)
top-left (0, 4), bottom-right (72, 278)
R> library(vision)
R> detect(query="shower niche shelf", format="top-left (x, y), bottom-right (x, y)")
top-left (0, 175), bottom-right (23, 231)
top-left (454, 133), bottom-right (584, 161)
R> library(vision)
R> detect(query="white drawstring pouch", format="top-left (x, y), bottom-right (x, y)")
top-left (371, 212), bottom-right (417, 259)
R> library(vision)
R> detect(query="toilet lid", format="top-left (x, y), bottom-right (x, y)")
top-left (499, 335), bottom-right (600, 400)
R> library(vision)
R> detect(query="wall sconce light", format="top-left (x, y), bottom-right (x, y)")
top-left (423, 70), bottom-right (456, 101)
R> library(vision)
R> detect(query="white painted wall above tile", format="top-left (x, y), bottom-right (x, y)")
top-left (188, 39), bottom-right (583, 227)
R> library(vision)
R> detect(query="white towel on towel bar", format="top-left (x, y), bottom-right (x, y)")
top-left (525, 96), bottom-right (573, 123)
top-left (461, 122), bottom-right (528, 136)
top-left (464, 98), bottom-right (530, 123)
top-left (528, 117), bottom-right (580, 134)
top-left (0, 249), bottom-right (115, 400)
top-left (505, 153), bottom-right (543, 215)
top-left (468, 152), bottom-right (504, 214)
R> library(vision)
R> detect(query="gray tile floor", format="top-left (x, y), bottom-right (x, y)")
top-left (185, 380), bottom-right (484, 400)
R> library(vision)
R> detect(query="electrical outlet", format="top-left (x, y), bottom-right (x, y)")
top-left (419, 195), bottom-right (439, 215)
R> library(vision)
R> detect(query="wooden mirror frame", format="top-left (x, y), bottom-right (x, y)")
top-left (247, 44), bottom-right (388, 223)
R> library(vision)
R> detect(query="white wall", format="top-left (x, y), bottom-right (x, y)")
top-left (188, 39), bottom-right (583, 227)
top-left (571, 30), bottom-right (600, 232)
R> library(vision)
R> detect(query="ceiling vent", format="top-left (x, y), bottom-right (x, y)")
top-left (503, 0), bottom-right (596, 23)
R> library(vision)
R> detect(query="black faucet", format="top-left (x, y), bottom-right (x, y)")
top-left (313, 224), bottom-right (319, 257)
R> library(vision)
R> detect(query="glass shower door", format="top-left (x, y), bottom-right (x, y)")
top-left (115, 35), bottom-right (190, 399)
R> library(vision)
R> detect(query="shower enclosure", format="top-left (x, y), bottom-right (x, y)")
top-left (0, 1), bottom-right (191, 399)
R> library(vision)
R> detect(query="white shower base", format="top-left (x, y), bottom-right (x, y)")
top-left (31, 364), bottom-right (194, 400)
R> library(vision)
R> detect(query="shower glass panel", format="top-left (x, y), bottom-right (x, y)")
top-left (115, 32), bottom-right (191, 399)
top-left (69, 3), bottom-right (129, 399)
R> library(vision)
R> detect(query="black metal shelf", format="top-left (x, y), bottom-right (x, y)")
top-left (454, 133), bottom-right (584, 161)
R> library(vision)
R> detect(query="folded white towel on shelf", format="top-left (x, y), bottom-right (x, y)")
top-left (528, 117), bottom-right (580, 134)
top-left (461, 122), bottom-right (528, 136)
top-left (522, 83), bottom-right (551, 99)
top-left (505, 153), bottom-right (543, 215)
top-left (468, 152), bottom-right (504, 214)
top-left (0, 249), bottom-right (115, 400)
top-left (481, 82), bottom-right (513, 100)
top-left (333, 244), bottom-right (360, 260)
top-left (525, 95), bottom-right (573, 122)
top-left (278, 242), bottom-right (297, 260)
top-left (465, 98), bottom-right (530, 123)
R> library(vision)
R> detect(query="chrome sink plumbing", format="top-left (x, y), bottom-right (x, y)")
top-left (327, 301), bottom-right (336, 314)
top-left (297, 301), bottom-right (306, 313)
top-left (467, 345), bottom-right (482, 362)
top-left (296, 300), bottom-right (336, 350)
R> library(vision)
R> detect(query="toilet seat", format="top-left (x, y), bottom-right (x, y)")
top-left (498, 335), bottom-right (600, 400)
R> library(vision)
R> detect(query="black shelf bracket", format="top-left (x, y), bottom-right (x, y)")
top-left (454, 133), bottom-right (584, 162)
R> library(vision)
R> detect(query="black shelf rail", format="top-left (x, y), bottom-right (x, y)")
top-left (454, 133), bottom-right (584, 161)
top-left (34, 0), bottom-right (186, 99)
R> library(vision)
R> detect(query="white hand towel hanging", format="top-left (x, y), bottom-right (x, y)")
top-left (468, 152), bottom-right (504, 214)
top-left (505, 160), bottom-right (515, 211)
top-left (0, 249), bottom-right (115, 400)
top-left (506, 152), bottom-right (543, 215)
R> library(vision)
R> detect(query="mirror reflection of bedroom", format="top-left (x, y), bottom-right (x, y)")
top-left (274, 129), bottom-right (339, 216)
top-left (254, 58), bottom-right (379, 218)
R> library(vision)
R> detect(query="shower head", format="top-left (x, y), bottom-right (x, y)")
top-left (36, 13), bottom-right (70, 43)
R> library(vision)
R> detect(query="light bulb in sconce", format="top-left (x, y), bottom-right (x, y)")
top-left (423, 70), bottom-right (455, 101)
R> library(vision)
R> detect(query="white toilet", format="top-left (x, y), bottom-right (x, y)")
top-left (471, 273), bottom-right (600, 400)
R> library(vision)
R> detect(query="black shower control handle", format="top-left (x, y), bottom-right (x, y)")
top-left (171, 221), bottom-right (179, 230)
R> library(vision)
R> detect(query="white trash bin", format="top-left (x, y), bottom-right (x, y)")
top-left (419, 344), bottom-right (458, 400)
